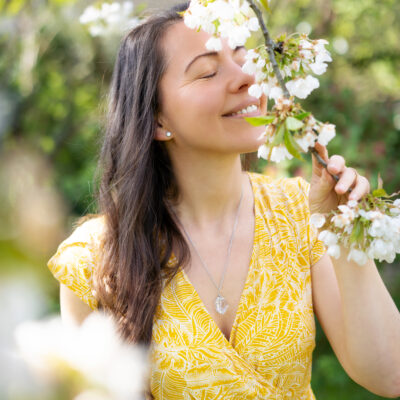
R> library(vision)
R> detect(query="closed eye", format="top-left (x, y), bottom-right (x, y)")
top-left (200, 72), bottom-right (217, 79)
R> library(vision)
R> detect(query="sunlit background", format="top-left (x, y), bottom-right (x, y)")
top-left (0, 0), bottom-right (399, 399)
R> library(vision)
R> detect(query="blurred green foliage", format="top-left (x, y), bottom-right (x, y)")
top-left (0, 0), bottom-right (399, 399)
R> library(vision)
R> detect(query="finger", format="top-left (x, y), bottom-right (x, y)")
top-left (348, 175), bottom-right (371, 201)
top-left (327, 155), bottom-right (345, 176)
top-left (311, 143), bottom-right (329, 177)
top-left (313, 142), bottom-right (329, 162)
top-left (320, 165), bottom-right (337, 191)
top-left (335, 167), bottom-right (357, 195)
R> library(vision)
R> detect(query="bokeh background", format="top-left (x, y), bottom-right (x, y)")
top-left (0, 0), bottom-right (399, 398)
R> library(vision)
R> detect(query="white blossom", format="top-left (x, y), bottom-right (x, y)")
top-left (296, 131), bottom-right (316, 152)
top-left (79, 1), bottom-right (140, 37)
top-left (338, 204), bottom-right (356, 220)
top-left (332, 213), bottom-right (352, 228)
top-left (269, 86), bottom-right (284, 101)
top-left (291, 60), bottom-right (300, 72)
top-left (368, 218), bottom-right (386, 237)
top-left (367, 239), bottom-right (396, 263)
top-left (327, 244), bottom-right (341, 258)
top-left (310, 213), bottom-right (325, 228)
top-left (347, 199), bottom-right (358, 208)
top-left (184, 0), bottom-right (258, 50)
top-left (286, 75), bottom-right (320, 99)
top-left (359, 209), bottom-right (382, 220)
top-left (248, 84), bottom-right (262, 98)
top-left (242, 60), bottom-right (257, 75)
top-left (347, 248), bottom-right (369, 265)
top-left (299, 39), bottom-right (313, 50)
top-left (315, 50), bottom-right (332, 64)
top-left (317, 123), bottom-right (336, 146)
top-left (309, 61), bottom-right (328, 75)
top-left (15, 313), bottom-right (148, 399)
top-left (80, 6), bottom-right (101, 24)
top-left (318, 230), bottom-right (338, 246)
top-left (248, 17), bottom-right (259, 31)
top-left (257, 143), bottom-right (269, 159)
top-left (270, 145), bottom-right (293, 162)
top-left (206, 37), bottom-right (222, 51)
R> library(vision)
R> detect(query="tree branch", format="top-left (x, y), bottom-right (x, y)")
top-left (246, 0), bottom-right (290, 98)
top-left (246, 0), bottom-right (336, 173)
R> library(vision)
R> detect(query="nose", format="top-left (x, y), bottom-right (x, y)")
top-left (225, 53), bottom-right (255, 93)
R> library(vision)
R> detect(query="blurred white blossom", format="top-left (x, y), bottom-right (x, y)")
top-left (315, 197), bottom-right (400, 265)
top-left (80, 1), bottom-right (140, 37)
top-left (184, 0), bottom-right (259, 50)
top-left (15, 313), bottom-right (148, 400)
top-left (241, 35), bottom-right (331, 102)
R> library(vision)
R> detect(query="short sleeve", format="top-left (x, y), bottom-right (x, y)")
top-left (296, 177), bottom-right (326, 266)
top-left (47, 216), bottom-right (105, 310)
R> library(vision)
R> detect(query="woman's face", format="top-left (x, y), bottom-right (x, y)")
top-left (156, 21), bottom-right (267, 155)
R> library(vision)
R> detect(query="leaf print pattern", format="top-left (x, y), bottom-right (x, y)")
top-left (47, 172), bottom-right (325, 399)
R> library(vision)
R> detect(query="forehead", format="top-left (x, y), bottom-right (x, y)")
top-left (161, 21), bottom-right (214, 71)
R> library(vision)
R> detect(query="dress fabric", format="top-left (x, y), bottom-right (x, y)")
top-left (48, 172), bottom-right (326, 400)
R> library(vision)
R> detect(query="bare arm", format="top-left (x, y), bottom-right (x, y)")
top-left (60, 283), bottom-right (93, 327)
top-left (312, 250), bottom-right (400, 398)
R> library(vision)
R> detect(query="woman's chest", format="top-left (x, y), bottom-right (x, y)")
top-left (182, 210), bottom-right (255, 342)
top-left (150, 244), bottom-right (316, 400)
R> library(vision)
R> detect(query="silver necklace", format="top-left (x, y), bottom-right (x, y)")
top-left (171, 185), bottom-right (244, 315)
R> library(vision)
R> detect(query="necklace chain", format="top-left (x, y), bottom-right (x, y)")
top-left (171, 185), bottom-right (244, 314)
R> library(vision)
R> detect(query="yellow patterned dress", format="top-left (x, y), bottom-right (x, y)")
top-left (48, 172), bottom-right (326, 400)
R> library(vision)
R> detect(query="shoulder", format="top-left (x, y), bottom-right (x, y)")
top-left (248, 171), bottom-right (310, 210)
top-left (47, 215), bottom-right (106, 310)
top-left (49, 215), bottom-right (106, 269)
top-left (61, 215), bottom-right (106, 248)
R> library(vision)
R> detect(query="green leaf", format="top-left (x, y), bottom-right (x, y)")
top-left (284, 129), bottom-right (304, 160)
top-left (258, 0), bottom-right (271, 13)
top-left (286, 116), bottom-right (304, 131)
top-left (372, 188), bottom-right (389, 197)
top-left (244, 116), bottom-right (275, 126)
top-left (294, 112), bottom-right (311, 120)
top-left (350, 219), bottom-right (364, 243)
top-left (271, 123), bottom-right (285, 146)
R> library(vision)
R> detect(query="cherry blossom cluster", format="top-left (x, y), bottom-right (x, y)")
top-left (183, 0), bottom-right (259, 51)
top-left (243, 34), bottom-right (332, 101)
top-left (183, 0), bottom-right (335, 163)
top-left (311, 197), bottom-right (400, 265)
top-left (15, 313), bottom-right (148, 399)
top-left (79, 1), bottom-right (140, 37)
top-left (247, 97), bottom-right (336, 162)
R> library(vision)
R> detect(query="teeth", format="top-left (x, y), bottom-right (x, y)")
top-left (231, 104), bottom-right (258, 116)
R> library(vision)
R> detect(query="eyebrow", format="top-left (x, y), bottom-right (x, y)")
top-left (184, 46), bottom-right (246, 73)
top-left (184, 51), bottom-right (218, 73)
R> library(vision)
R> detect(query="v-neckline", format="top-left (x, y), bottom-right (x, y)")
top-left (179, 171), bottom-right (261, 347)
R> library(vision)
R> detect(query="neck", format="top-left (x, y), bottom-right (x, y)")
top-left (167, 149), bottom-right (247, 231)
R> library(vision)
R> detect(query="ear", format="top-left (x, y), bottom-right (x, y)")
top-left (154, 115), bottom-right (172, 142)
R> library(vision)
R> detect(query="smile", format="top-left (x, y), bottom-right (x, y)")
top-left (223, 104), bottom-right (260, 118)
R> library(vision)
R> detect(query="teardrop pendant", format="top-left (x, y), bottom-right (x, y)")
top-left (215, 294), bottom-right (229, 315)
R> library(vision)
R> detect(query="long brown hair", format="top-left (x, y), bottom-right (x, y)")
top-left (95, 2), bottom-right (256, 345)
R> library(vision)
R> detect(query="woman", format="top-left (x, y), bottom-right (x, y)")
top-left (48, 3), bottom-right (400, 399)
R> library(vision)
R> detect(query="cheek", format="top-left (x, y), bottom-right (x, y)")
top-left (179, 85), bottom-right (223, 121)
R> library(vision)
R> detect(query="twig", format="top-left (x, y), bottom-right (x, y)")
top-left (309, 147), bottom-right (339, 182)
top-left (246, 0), bottom-right (290, 98)
top-left (246, 0), bottom-right (338, 177)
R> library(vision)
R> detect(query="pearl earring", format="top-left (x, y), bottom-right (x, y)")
top-left (166, 131), bottom-right (172, 137)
